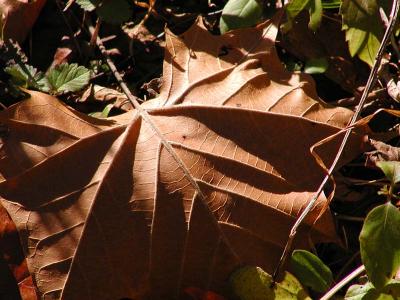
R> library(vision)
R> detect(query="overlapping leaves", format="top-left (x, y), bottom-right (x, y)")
top-left (0, 17), bottom-right (368, 299)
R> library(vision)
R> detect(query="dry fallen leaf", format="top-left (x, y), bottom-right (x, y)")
top-left (0, 205), bottom-right (38, 300)
top-left (0, 0), bottom-right (47, 43)
top-left (80, 84), bottom-right (132, 112)
top-left (0, 17), bottom-right (368, 299)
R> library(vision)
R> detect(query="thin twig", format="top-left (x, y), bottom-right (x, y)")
top-left (380, 7), bottom-right (400, 62)
top-left (272, 0), bottom-right (400, 281)
top-left (335, 214), bottom-right (364, 222)
top-left (320, 265), bottom-right (365, 300)
top-left (334, 251), bottom-right (360, 282)
top-left (90, 18), bottom-right (101, 48)
top-left (63, 0), bottom-right (76, 11)
top-left (54, 0), bottom-right (83, 60)
top-left (321, 13), bottom-right (342, 24)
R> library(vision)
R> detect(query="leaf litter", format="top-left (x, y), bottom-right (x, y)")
top-left (0, 14), bottom-right (372, 299)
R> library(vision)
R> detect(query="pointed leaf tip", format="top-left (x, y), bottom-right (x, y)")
top-left (220, 0), bottom-right (264, 34)
top-left (376, 161), bottom-right (400, 186)
top-left (290, 249), bottom-right (333, 292)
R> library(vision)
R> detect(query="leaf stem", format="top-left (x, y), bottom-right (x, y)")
top-left (320, 265), bottom-right (365, 300)
top-left (272, 0), bottom-right (400, 281)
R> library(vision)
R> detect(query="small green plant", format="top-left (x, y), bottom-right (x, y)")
top-left (282, 0), bottom-right (323, 32)
top-left (280, 0), bottom-right (388, 66)
top-left (6, 62), bottom-right (91, 95)
top-left (220, 0), bottom-right (386, 67)
top-left (341, 0), bottom-right (390, 66)
top-left (229, 161), bottom-right (400, 299)
top-left (230, 266), bottom-right (311, 299)
top-left (345, 161), bottom-right (400, 298)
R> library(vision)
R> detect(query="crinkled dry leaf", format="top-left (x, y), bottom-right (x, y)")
top-left (0, 17), bottom-right (368, 299)
top-left (0, 0), bottom-right (47, 43)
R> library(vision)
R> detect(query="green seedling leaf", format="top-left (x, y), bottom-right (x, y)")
top-left (282, 0), bottom-right (322, 32)
top-left (340, 0), bottom-right (390, 66)
top-left (75, 0), bottom-right (98, 11)
top-left (290, 249), bottom-right (333, 292)
top-left (376, 161), bottom-right (400, 186)
top-left (47, 63), bottom-right (90, 94)
top-left (100, 103), bottom-right (113, 118)
top-left (309, 0), bottom-right (322, 31)
top-left (6, 64), bottom-right (36, 85)
top-left (345, 280), bottom-right (400, 299)
top-left (96, 0), bottom-right (132, 24)
top-left (219, 0), bottom-right (263, 34)
top-left (360, 202), bottom-right (400, 289)
top-left (89, 104), bottom-right (114, 119)
top-left (230, 266), bottom-right (311, 300)
top-left (5, 64), bottom-right (49, 92)
top-left (304, 57), bottom-right (329, 74)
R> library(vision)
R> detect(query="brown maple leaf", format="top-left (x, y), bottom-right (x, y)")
top-left (0, 17), bottom-right (368, 299)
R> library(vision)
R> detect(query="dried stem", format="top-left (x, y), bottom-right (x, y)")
top-left (54, 0), bottom-right (83, 59)
top-left (272, 0), bottom-right (400, 281)
top-left (320, 265), bottom-right (365, 300)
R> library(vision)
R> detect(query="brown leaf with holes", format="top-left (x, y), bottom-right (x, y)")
top-left (0, 17), bottom-right (369, 299)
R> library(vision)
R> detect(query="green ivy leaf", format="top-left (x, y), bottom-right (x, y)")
top-left (304, 57), bottom-right (329, 74)
top-left (47, 63), bottom-right (91, 94)
top-left (282, 0), bottom-right (322, 32)
top-left (340, 0), bottom-right (390, 66)
top-left (219, 0), bottom-right (263, 34)
top-left (376, 161), bottom-right (400, 186)
top-left (290, 249), bottom-right (333, 292)
top-left (5, 64), bottom-right (49, 92)
top-left (230, 266), bottom-right (311, 300)
top-left (360, 202), bottom-right (400, 289)
top-left (96, 0), bottom-right (132, 24)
